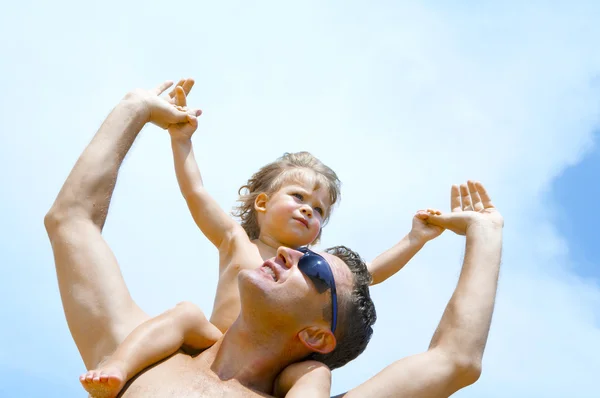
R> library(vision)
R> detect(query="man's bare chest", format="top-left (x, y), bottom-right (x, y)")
top-left (119, 354), bottom-right (272, 398)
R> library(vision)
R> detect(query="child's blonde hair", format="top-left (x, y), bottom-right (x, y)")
top-left (233, 152), bottom-right (341, 244)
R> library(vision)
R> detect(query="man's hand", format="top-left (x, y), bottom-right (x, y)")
top-left (343, 180), bottom-right (503, 398)
top-left (419, 181), bottom-right (503, 235)
top-left (168, 84), bottom-right (200, 141)
top-left (125, 79), bottom-right (202, 130)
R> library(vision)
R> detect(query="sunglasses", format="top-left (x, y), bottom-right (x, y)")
top-left (297, 247), bottom-right (338, 334)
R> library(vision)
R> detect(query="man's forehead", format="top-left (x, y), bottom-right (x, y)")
top-left (321, 252), bottom-right (353, 289)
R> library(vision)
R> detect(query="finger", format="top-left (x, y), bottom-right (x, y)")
top-left (427, 208), bottom-right (442, 215)
top-left (188, 108), bottom-right (202, 117)
top-left (154, 80), bottom-right (174, 95)
top-left (187, 114), bottom-right (199, 129)
top-left (181, 78), bottom-right (195, 96)
top-left (168, 107), bottom-right (190, 124)
top-left (175, 86), bottom-right (187, 107)
top-left (168, 79), bottom-right (186, 98)
top-left (468, 180), bottom-right (484, 211)
top-left (475, 181), bottom-right (494, 208)
top-left (415, 210), bottom-right (429, 220)
top-left (460, 184), bottom-right (473, 210)
top-left (425, 213), bottom-right (450, 228)
top-left (450, 185), bottom-right (461, 212)
top-left (426, 213), bottom-right (465, 236)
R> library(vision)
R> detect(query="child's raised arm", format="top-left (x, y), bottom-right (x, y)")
top-left (170, 137), bottom-right (243, 248)
top-left (273, 361), bottom-right (332, 398)
top-left (168, 86), bottom-right (242, 250)
top-left (368, 209), bottom-right (444, 285)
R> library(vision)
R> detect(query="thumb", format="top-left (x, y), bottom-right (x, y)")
top-left (187, 114), bottom-right (199, 128)
top-left (415, 210), bottom-right (429, 220)
top-left (168, 106), bottom-right (190, 123)
top-left (425, 213), bottom-right (454, 228)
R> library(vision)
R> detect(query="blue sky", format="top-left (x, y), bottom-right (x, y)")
top-left (1, 1), bottom-right (600, 397)
top-left (550, 131), bottom-right (600, 281)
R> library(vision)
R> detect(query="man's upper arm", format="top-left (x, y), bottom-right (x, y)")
top-left (340, 348), bottom-right (476, 398)
top-left (47, 217), bottom-right (150, 369)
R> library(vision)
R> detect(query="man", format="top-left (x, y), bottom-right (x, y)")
top-left (45, 79), bottom-right (503, 397)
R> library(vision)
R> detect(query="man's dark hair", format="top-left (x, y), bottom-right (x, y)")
top-left (307, 245), bottom-right (377, 370)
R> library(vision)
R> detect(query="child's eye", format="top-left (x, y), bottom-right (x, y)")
top-left (292, 193), bottom-right (304, 200)
top-left (314, 207), bottom-right (324, 216)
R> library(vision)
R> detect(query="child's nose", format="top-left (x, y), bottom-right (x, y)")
top-left (301, 206), bottom-right (313, 217)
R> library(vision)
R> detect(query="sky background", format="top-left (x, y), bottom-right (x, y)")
top-left (1, 1), bottom-right (599, 397)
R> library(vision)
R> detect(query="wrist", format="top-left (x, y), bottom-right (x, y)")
top-left (170, 134), bottom-right (193, 147)
top-left (121, 90), bottom-right (151, 123)
top-left (465, 222), bottom-right (503, 249)
top-left (466, 220), bottom-right (503, 236)
top-left (406, 231), bottom-right (429, 246)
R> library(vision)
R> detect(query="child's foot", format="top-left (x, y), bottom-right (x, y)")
top-left (79, 365), bottom-right (126, 398)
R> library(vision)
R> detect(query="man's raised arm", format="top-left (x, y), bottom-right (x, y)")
top-left (342, 181), bottom-right (503, 398)
top-left (44, 80), bottom-right (199, 369)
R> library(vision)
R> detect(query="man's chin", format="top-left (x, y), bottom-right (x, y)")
top-left (238, 268), bottom-right (268, 293)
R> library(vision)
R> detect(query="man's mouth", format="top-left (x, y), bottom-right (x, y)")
top-left (262, 262), bottom-right (280, 282)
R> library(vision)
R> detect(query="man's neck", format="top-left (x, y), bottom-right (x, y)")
top-left (204, 315), bottom-right (302, 393)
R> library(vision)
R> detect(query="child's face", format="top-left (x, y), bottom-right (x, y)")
top-left (260, 176), bottom-right (331, 247)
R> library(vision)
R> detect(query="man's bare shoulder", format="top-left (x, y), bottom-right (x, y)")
top-left (120, 352), bottom-right (273, 398)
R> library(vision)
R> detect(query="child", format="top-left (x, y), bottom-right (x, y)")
top-left (80, 82), bottom-right (443, 397)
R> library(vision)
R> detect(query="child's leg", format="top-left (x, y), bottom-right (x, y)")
top-left (274, 360), bottom-right (332, 398)
top-left (80, 301), bottom-right (222, 398)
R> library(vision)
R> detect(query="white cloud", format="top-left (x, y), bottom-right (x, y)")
top-left (1, 1), bottom-right (599, 397)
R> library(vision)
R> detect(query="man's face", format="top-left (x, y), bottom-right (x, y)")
top-left (238, 247), bottom-right (353, 334)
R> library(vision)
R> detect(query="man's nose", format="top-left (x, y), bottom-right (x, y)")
top-left (277, 246), bottom-right (304, 269)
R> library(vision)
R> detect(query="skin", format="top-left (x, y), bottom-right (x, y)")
top-left (274, 361), bottom-right (332, 398)
top-left (46, 80), bottom-right (349, 397)
top-left (169, 84), bottom-right (443, 331)
top-left (336, 181), bottom-right (504, 397)
top-left (77, 85), bottom-right (445, 397)
top-left (47, 79), bottom-right (503, 397)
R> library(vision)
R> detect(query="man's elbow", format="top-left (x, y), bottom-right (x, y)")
top-left (44, 204), bottom-right (92, 237)
top-left (451, 356), bottom-right (482, 388)
top-left (44, 206), bottom-right (65, 235)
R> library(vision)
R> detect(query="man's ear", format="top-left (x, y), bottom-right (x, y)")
top-left (254, 193), bottom-right (269, 214)
top-left (298, 326), bottom-right (337, 354)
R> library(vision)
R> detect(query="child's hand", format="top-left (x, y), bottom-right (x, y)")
top-left (125, 79), bottom-right (201, 130)
top-left (410, 209), bottom-right (445, 243)
top-left (168, 85), bottom-right (201, 141)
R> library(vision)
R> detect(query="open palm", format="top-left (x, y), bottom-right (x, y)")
top-left (423, 181), bottom-right (503, 236)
